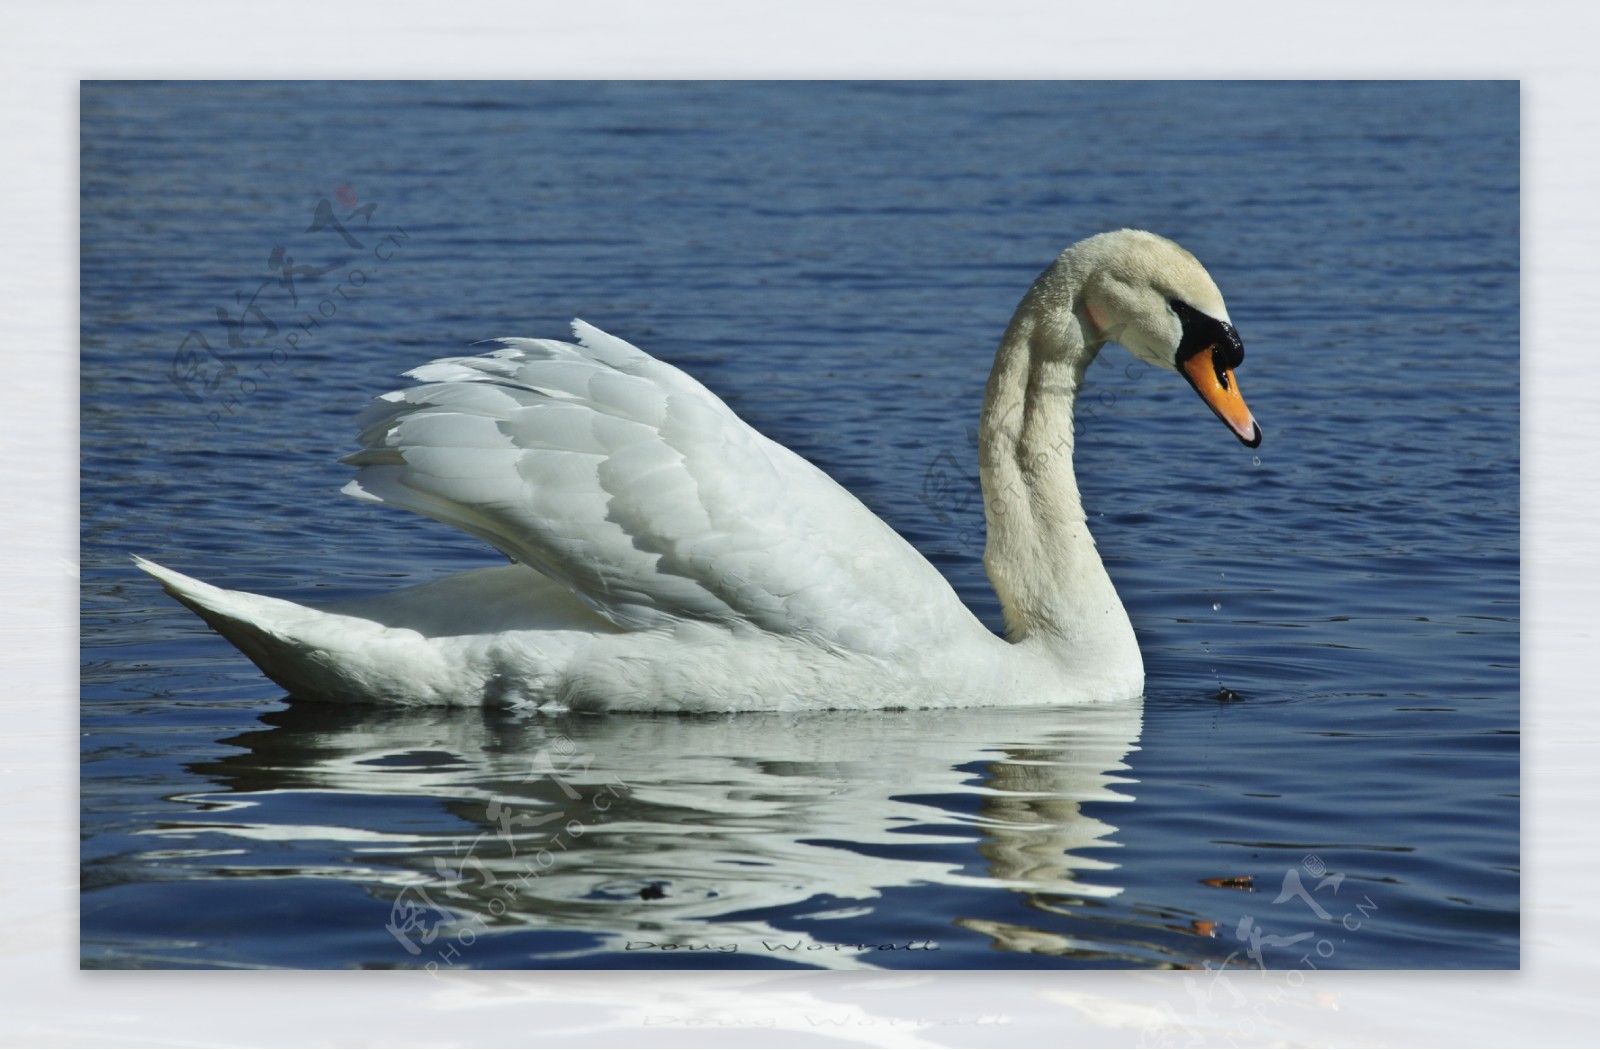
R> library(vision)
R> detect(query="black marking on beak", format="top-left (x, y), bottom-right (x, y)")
top-left (1170, 298), bottom-right (1244, 370)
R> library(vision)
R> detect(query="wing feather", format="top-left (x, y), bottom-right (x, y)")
top-left (341, 321), bottom-right (978, 653)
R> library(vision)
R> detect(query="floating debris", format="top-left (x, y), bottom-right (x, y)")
top-left (1201, 875), bottom-right (1256, 891)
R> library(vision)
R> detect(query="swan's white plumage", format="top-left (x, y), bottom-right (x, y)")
top-left (139, 230), bottom-right (1257, 711)
top-left (341, 321), bottom-right (978, 655)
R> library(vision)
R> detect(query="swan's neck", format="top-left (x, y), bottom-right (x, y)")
top-left (979, 272), bottom-right (1140, 675)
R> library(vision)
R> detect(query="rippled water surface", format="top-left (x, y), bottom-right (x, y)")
top-left (81, 81), bottom-right (1518, 970)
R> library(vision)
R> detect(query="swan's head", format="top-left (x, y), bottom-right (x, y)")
top-left (1066, 229), bottom-right (1262, 448)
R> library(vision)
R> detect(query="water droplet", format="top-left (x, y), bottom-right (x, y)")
top-left (1251, 455), bottom-right (1261, 467)
top-left (1212, 602), bottom-right (1221, 611)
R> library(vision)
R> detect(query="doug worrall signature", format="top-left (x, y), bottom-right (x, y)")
top-left (625, 939), bottom-right (939, 953)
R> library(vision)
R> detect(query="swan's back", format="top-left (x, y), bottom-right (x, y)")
top-left (341, 321), bottom-right (981, 659)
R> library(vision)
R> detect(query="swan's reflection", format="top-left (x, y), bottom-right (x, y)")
top-left (152, 697), bottom-right (1144, 967)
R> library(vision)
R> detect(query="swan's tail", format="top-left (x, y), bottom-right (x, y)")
top-left (132, 557), bottom-right (595, 706)
top-left (132, 556), bottom-right (430, 703)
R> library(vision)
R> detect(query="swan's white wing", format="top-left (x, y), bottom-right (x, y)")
top-left (342, 321), bottom-right (980, 656)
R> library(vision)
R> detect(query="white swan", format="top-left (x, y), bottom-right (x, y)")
top-left (138, 229), bottom-right (1260, 712)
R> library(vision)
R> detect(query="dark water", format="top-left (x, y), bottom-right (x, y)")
top-left (80, 81), bottom-right (1518, 972)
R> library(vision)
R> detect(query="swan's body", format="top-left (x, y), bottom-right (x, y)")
top-left (139, 229), bottom-right (1261, 712)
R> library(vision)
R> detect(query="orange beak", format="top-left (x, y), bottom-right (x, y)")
top-left (1181, 346), bottom-right (1262, 448)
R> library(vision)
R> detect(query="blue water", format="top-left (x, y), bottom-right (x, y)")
top-left (80, 81), bottom-right (1518, 970)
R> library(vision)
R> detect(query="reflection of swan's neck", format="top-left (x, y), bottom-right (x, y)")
top-left (979, 264), bottom-right (1138, 670)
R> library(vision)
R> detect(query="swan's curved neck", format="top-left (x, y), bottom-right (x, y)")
top-left (979, 263), bottom-right (1140, 674)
